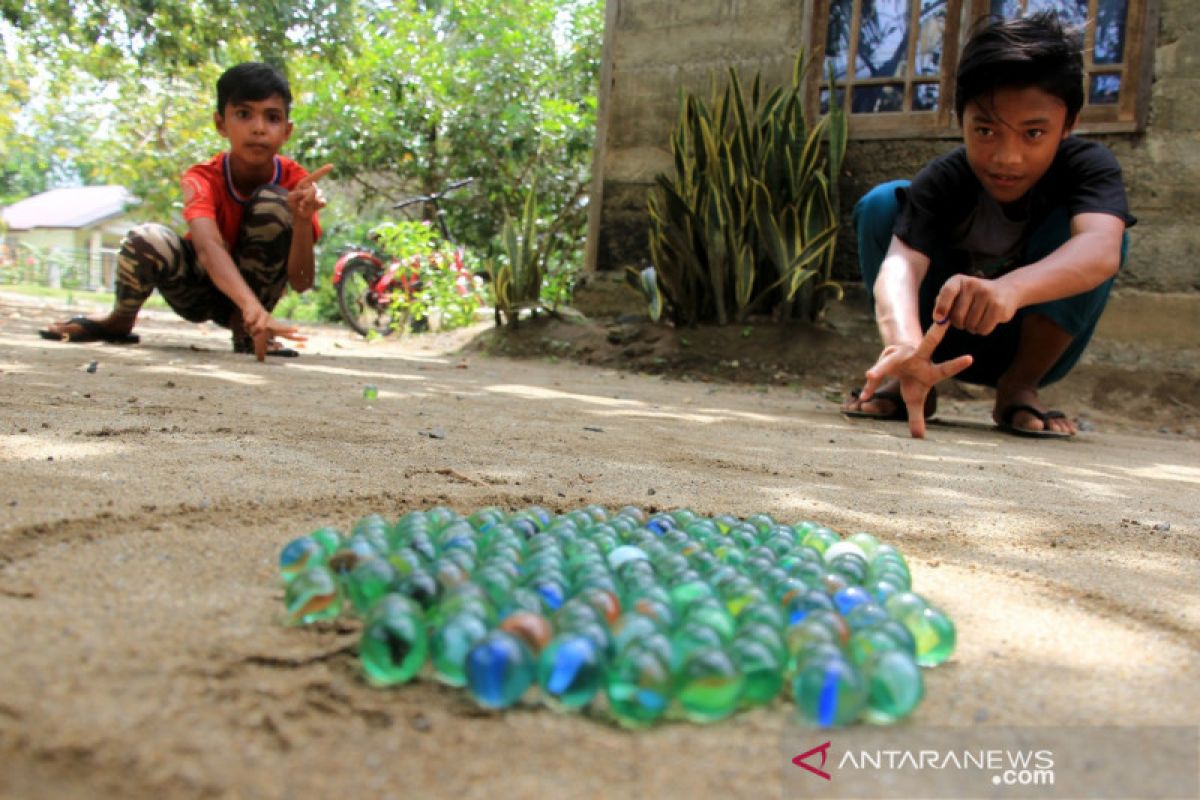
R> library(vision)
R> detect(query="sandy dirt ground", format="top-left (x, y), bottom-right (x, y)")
top-left (0, 294), bottom-right (1197, 800)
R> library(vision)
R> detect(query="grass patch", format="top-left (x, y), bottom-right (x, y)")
top-left (0, 283), bottom-right (170, 310)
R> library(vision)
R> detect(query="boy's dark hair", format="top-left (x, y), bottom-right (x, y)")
top-left (216, 62), bottom-right (293, 116)
top-left (955, 12), bottom-right (1084, 126)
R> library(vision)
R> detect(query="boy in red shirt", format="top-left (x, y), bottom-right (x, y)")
top-left (40, 62), bottom-right (331, 361)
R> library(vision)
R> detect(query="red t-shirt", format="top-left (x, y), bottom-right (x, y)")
top-left (181, 153), bottom-right (322, 249)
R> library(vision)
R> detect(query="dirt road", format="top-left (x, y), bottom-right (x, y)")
top-left (1, 297), bottom-right (1197, 799)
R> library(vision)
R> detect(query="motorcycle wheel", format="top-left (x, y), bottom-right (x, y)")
top-left (336, 259), bottom-right (410, 338)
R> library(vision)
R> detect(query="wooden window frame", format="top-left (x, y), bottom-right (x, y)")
top-left (803, 0), bottom-right (1160, 140)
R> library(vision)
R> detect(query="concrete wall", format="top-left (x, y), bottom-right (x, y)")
top-left (8, 221), bottom-right (129, 253)
top-left (589, 0), bottom-right (1200, 294)
top-left (589, 0), bottom-right (803, 276)
top-left (11, 228), bottom-right (84, 251)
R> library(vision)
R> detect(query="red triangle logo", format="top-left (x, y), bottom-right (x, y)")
top-left (792, 741), bottom-right (832, 781)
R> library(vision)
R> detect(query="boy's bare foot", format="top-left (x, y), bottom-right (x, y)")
top-left (39, 313), bottom-right (138, 344)
top-left (993, 383), bottom-right (1076, 436)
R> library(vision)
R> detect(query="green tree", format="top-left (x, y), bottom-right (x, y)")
top-left (1, 0), bottom-right (357, 74)
top-left (0, 40), bottom-right (52, 203)
top-left (2, 0), bottom-right (603, 313)
top-left (290, 0), bottom-right (602, 266)
top-left (26, 64), bottom-right (223, 222)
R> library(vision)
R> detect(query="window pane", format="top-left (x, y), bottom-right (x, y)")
top-left (1089, 74), bottom-right (1121, 104)
top-left (856, 0), bottom-right (910, 80)
top-left (1094, 0), bottom-right (1128, 64)
top-left (853, 83), bottom-right (905, 113)
top-left (915, 3), bottom-right (946, 77)
top-left (1026, 0), bottom-right (1088, 28)
top-left (825, 0), bottom-right (853, 81)
top-left (913, 82), bottom-right (940, 111)
top-left (819, 86), bottom-right (847, 114)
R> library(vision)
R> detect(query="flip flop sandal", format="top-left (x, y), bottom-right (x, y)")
top-left (38, 316), bottom-right (140, 344)
top-left (997, 404), bottom-right (1073, 439)
top-left (843, 386), bottom-right (938, 421)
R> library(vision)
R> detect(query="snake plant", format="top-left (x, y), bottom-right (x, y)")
top-left (645, 54), bottom-right (848, 325)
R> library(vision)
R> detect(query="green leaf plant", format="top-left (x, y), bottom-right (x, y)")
top-left (645, 54), bottom-right (848, 326)
top-left (489, 188), bottom-right (550, 328)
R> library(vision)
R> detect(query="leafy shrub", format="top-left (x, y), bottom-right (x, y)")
top-left (375, 220), bottom-right (484, 333)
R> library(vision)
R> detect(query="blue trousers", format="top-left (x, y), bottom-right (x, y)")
top-left (852, 180), bottom-right (1125, 387)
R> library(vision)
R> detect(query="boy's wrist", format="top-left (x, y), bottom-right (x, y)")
top-left (238, 298), bottom-right (266, 319)
top-left (993, 271), bottom-right (1029, 309)
top-left (876, 311), bottom-right (924, 350)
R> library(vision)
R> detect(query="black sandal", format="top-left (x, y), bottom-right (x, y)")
top-left (996, 404), bottom-right (1072, 439)
top-left (231, 333), bottom-right (299, 358)
top-left (843, 386), bottom-right (938, 421)
top-left (38, 316), bottom-right (139, 344)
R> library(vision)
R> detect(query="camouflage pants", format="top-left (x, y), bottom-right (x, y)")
top-left (114, 185), bottom-right (293, 328)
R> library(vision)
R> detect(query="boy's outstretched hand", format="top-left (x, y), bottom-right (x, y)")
top-left (288, 163), bottom-right (334, 219)
top-left (859, 319), bottom-right (974, 438)
top-left (252, 320), bottom-right (308, 362)
top-left (241, 305), bottom-right (308, 362)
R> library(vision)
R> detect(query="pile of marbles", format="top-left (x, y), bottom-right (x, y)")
top-left (278, 505), bottom-right (955, 727)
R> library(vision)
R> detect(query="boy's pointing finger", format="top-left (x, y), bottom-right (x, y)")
top-left (914, 314), bottom-right (951, 360)
top-left (301, 164), bottom-right (334, 186)
top-left (931, 275), bottom-right (963, 327)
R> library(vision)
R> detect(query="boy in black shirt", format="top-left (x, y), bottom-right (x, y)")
top-left (842, 12), bottom-right (1135, 438)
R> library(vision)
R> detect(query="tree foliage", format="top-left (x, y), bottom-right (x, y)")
top-left (2, 0), bottom-right (603, 281)
top-left (1, 0), bottom-right (356, 74)
top-left (291, 0), bottom-right (602, 265)
top-left (0, 41), bottom-right (51, 204)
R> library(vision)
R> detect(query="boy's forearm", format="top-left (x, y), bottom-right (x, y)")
top-left (287, 219), bottom-right (316, 292)
top-left (197, 241), bottom-right (263, 315)
top-left (999, 227), bottom-right (1121, 308)
top-left (874, 246), bottom-right (929, 349)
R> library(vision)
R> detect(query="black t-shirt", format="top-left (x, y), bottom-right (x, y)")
top-left (893, 137), bottom-right (1136, 268)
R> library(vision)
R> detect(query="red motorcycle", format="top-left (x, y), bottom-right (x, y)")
top-left (333, 178), bottom-right (474, 337)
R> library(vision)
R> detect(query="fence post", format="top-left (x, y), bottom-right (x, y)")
top-left (89, 231), bottom-right (102, 291)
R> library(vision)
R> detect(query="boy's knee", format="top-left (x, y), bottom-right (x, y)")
top-left (244, 185), bottom-right (292, 230)
top-left (854, 180), bottom-right (909, 238)
top-left (123, 222), bottom-right (175, 249)
top-left (249, 184), bottom-right (289, 204)
top-left (853, 180), bottom-right (911, 302)
top-left (248, 184), bottom-right (290, 217)
top-left (120, 223), bottom-right (182, 264)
